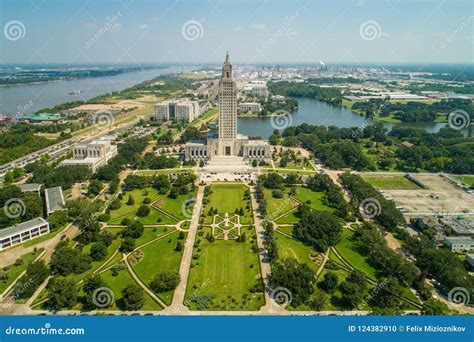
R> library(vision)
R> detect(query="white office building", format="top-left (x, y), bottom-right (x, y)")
top-left (59, 136), bottom-right (118, 173)
top-left (239, 102), bottom-right (261, 113)
top-left (0, 218), bottom-right (49, 251)
top-left (155, 99), bottom-right (200, 122)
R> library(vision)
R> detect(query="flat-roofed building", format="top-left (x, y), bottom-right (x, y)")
top-left (239, 102), bottom-right (261, 113)
top-left (0, 218), bottom-right (49, 251)
top-left (155, 99), bottom-right (200, 122)
top-left (45, 186), bottom-right (66, 216)
top-left (466, 254), bottom-right (474, 268)
top-left (444, 236), bottom-right (474, 252)
top-left (59, 136), bottom-right (118, 173)
top-left (19, 183), bottom-right (42, 195)
top-left (440, 217), bottom-right (474, 236)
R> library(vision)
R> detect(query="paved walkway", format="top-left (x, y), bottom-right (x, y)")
top-left (164, 185), bottom-right (204, 313)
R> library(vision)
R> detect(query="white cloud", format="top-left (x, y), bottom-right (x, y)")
top-left (251, 23), bottom-right (266, 31)
top-left (139, 24), bottom-right (149, 30)
top-left (233, 26), bottom-right (243, 32)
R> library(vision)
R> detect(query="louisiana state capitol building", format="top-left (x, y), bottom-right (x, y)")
top-left (185, 53), bottom-right (271, 162)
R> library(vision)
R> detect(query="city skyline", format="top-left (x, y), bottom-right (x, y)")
top-left (1, 0), bottom-right (472, 64)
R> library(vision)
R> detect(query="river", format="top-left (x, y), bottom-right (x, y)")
top-left (0, 66), bottom-right (193, 116)
top-left (238, 97), bottom-right (456, 139)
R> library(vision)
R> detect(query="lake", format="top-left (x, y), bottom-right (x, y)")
top-left (238, 97), bottom-right (455, 139)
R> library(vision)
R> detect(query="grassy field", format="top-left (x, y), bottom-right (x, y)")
top-left (137, 208), bottom-right (178, 225)
top-left (185, 226), bottom-right (264, 310)
top-left (154, 189), bottom-right (196, 220)
top-left (0, 249), bottom-right (44, 294)
top-left (263, 189), bottom-right (299, 221)
top-left (293, 186), bottom-right (335, 212)
top-left (131, 231), bottom-right (185, 305)
top-left (275, 232), bottom-right (320, 271)
top-left (108, 188), bottom-right (161, 222)
top-left (452, 175), bottom-right (474, 187)
top-left (99, 266), bottom-right (163, 311)
top-left (361, 174), bottom-right (421, 190)
top-left (133, 169), bottom-right (193, 176)
top-left (201, 183), bottom-right (254, 224)
top-left (335, 229), bottom-right (378, 281)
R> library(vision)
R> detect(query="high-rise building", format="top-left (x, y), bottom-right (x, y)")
top-left (155, 99), bottom-right (200, 122)
top-left (184, 53), bottom-right (271, 162)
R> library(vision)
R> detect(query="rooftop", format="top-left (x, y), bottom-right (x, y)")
top-left (0, 217), bottom-right (49, 240)
top-left (45, 186), bottom-right (66, 214)
top-left (19, 183), bottom-right (42, 192)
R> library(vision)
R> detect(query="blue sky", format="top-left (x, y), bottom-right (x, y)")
top-left (0, 0), bottom-right (472, 64)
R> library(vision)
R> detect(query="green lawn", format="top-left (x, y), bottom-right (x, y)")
top-left (335, 229), bottom-right (378, 281)
top-left (275, 210), bottom-right (299, 224)
top-left (109, 188), bottom-right (161, 221)
top-left (0, 249), bottom-right (44, 294)
top-left (452, 175), bottom-right (474, 187)
top-left (361, 175), bottom-right (420, 190)
top-left (201, 183), bottom-right (254, 224)
top-left (154, 189), bottom-right (196, 220)
top-left (293, 187), bottom-right (335, 213)
top-left (134, 226), bottom-right (175, 247)
top-left (263, 189), bottom-right (299, 221)
top-left (276, 225), bottom-right (294, 236)
top-left (275, 232), bottom-right (320, 271)
top-left (137, 207), bottom-right (178, 225)
top-left (185, 226), bottom-right (264, 310)
top-left (99, 266), bottom-right (163, 311)
top-left (131, 231), bottom-right (185, 305)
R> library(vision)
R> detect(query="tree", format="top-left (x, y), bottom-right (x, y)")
top-left (88, 179), bottom-right (103, 196)
top-left (13, 261), bottom-right (49, 300)
top-left (136, 204), bottom-right (150, 217)
top-left (319, 272), bottom-right (338, 294)
top-left (120, 238), bottom-right (135, 253)
top-left (83, 275), bottom-right (109, 308)
top-left (50, 245), bottom-right (92, 276)
top-left (271, 257), bottom-right (316, 306)
top-left (120, 284), bottom-right (144, 310)
top-left (90, 242), bottom-right (108, 261)
top-left (126, 195), bottom-right (135, 205)
top-left (370, 277), bottom-right (403, 310)
top-left (122, 221), bottom-right (144, 239)
top-left (294, 208), bottom-right (342, 252)
top-left (175, 241), bottom-right (183, 251)
top-left (46, 277), bottom-right (78, 310)
top-left (149, 271), bottom-right (181, 293)
top-left (421, 298), bottom-right (451, 315)
top-left (308, 289), bottom-right (328, 311)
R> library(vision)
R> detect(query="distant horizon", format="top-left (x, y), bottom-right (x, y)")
top-left (1, 0), bottom-right (472, 64)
